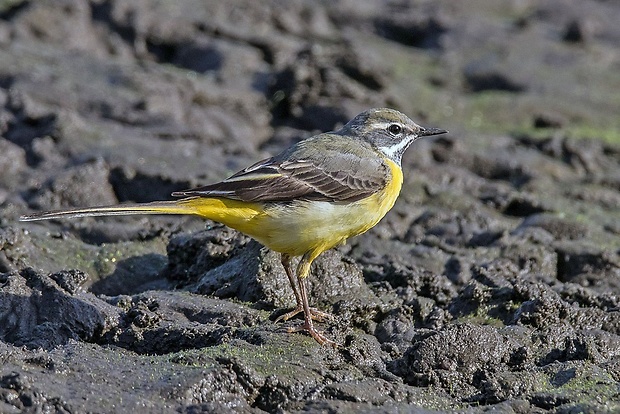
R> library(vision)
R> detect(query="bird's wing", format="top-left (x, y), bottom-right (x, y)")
top-left (172, 153), bottom-right (389, 203)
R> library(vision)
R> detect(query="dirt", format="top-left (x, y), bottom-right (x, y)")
top-left (1, 0), bottom-right (619, 413)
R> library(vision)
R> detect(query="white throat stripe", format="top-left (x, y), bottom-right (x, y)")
top-left (378, 138), bottom-right (413, 161)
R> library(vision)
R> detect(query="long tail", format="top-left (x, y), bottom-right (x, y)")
top-left (19, 199), bottom-right (202, 222)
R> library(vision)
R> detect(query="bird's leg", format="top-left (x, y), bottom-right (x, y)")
top-left (295, 270), bottom-right (337, 346)
top-left (275, 252), bottom-right (333, 323)
top-left (276, 252), bottom-right (337, 346)
top-left (275, 253), bottom-right (302, 319)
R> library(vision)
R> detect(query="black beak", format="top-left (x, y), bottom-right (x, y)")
top-left (418, 126), bottom-right (448, 137)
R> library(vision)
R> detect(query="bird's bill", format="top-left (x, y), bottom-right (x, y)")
top-left (418, 127), bottom-right (448, 137)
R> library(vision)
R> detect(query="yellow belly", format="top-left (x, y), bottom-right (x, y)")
top-left (181, 159), bottom-right (404, 257)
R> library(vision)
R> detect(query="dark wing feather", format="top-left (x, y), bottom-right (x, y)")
top-left (172, 154), bottom-right (389, 203)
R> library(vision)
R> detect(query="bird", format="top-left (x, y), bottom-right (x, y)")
top-left (20, 108), bottom-right (447, 346)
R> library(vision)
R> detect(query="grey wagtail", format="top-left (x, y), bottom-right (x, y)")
top-left (20, 108), bottom-right (447, 346)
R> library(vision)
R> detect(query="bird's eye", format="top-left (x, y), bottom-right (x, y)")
top-left (387, 124), bottom-right (402, 135)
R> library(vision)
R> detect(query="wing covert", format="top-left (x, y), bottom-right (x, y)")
top-left (172, 154), bottom-right (389, 203)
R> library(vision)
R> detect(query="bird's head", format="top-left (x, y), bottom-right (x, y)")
top-left (340, 108), bottom-right (448, 164)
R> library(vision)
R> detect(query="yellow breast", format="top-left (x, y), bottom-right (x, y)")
top-left (253, 158), bottom-right (403, 256)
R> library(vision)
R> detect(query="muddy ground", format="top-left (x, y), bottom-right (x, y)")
top-left (1, 0), bottom-right (619, 413)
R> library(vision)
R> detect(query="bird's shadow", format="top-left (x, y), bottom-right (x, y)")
top-left (89, 253), bottom-right (171, 296)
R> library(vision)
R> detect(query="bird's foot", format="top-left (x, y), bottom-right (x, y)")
top-left (274, 306), bottom-right (338, 346)
top-left (286, 321), bottom-right (339, 347)
top-left (274, 306), bottom-right (333, 323)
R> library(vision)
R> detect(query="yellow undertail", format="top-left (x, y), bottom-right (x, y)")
top-left (21, 196), bottom-right (263, 227)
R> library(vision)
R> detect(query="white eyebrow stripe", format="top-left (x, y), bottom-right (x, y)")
top-left (373, 121), bottom-right (402, 130)
top-left (371, 121), bottom-right (421, 135)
